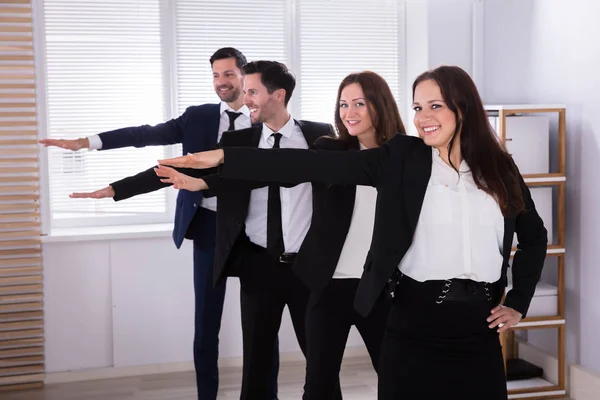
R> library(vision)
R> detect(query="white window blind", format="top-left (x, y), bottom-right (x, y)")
top-left (174, 0), bottom-right (289, 114)
top-left (37, 0), bottom-right (407, 230)
top-left (296, 0), bottom-right (405, 125)
top-left (42, 0), bottom-right (169, 227)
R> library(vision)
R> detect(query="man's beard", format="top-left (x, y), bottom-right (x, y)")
top-left (216, 86), bottom-right (241, 103)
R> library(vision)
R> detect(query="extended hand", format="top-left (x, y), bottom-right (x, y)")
top-left (69, 185), bottom-right (115, 199)
top-left (154, 165), bottom-right (208, 192)
top-left (158, 149), bottom-right (224, 169)
top-left (39, 138), bottom-right (89, 151)
top-left (487, 305), bottom-right (523, 333)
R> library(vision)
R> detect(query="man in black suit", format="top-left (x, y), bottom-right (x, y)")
top-left (201, 61), bottom-right (335, 399)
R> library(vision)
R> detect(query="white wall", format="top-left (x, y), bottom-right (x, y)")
top-left (404, 0), bottom-right (482, 134)
top-left (484, 0), bottom-right (600, 374)
top-left (426, 0), bottom-right (477, 74)
top-left (42, 233), bottom-right (366, 374)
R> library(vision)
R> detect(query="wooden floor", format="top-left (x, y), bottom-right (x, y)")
top-left (1, 357), bottom-right (377, 400)
top-left (1, 358), bottom-right (570, 400)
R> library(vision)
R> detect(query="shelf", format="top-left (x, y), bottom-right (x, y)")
top-left (485, 104), bottom-right (566, 112)
top-left (511, 317), bottom-right (565, 329)
top-left (507, 378), bottom-right (566, 399)
top-left (510, 246), bottom-right (564, 257)
top-left (523, 175), bottom-right (566, 184)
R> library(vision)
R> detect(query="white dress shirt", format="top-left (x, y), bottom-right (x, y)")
top-left (245, 116), bottom-right (312, 253)
top-left (398, 147), bottom-right (505, 283)
top-left (201, 103), bottom-right (250, 211)
top-left (333, 145), bottom-right (377, 279)
top-left (87, 102), bottom-right (251, 212)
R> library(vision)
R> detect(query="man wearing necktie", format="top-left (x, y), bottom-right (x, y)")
top-left (197, 61), bottom-right (338, 399)
top-left (39, 48), bottom-right (279, 400)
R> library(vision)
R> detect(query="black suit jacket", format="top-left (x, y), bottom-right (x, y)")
top-left (293, 137), bottom-right (359, 296)
top-left (218, 134), bottom-right (548, 318)
top-left (203, 120), bottom-right (335, 286)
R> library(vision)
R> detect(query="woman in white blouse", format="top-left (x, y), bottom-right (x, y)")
top-left (156, 66), bottom-right (547, 400)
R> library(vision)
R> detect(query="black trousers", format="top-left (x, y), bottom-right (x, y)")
top-left (378, 274), bottom-right (507, 400)
top-left (238, 239), bottom-right (310, 400)
top-left (304, 278), bottom-right (390, 400)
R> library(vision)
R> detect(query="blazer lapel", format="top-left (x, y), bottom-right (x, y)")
top-left (205, 104), bottom-right (222, 149)
top-left (296, 120), bottom-right (326, 147)
top-left (249, 125), bottom-right (263, 148)
top-left (403, 142), bottom-right (432, 237)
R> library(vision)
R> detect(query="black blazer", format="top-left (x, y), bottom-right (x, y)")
top-left (293, 137), bottom-right (360, 296)
top-left (218, 134), bottom-right (548, 318)
top-left (203, 120), bottom-right (335, 286)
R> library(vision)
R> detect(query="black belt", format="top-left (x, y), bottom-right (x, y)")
top-left (278, 253), bottom-right (297, 264)
top-left (245, 239), bottom-right (297, 264)
top-left (385, 270), bottom-right (501, 304)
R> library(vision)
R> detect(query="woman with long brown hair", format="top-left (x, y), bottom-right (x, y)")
top-left (156, 71), bottom-right (405, 399)
top-left (157, 66), bottom-right (547, 399)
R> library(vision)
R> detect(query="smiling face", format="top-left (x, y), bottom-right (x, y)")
top-left (243, 72), bottom-right (281, 124)
top-left (338, 82), bottom-right (376, 145)
top-left (212, 57), bottom-right (244, 103)
top-left (412, 78), bottom-right (458, 149)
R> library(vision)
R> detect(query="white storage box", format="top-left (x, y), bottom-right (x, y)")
top-left (506, 281), bottom-right (558, 317)
top-left (488, 115), bottom-right (550, 175)
top-left (513, 187), bottom-right (554, 246)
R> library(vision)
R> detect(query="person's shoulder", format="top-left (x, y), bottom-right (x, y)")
top-left (386, 133), bottom-right (426, 150)
top-left (297, 120), bottom-right (334, 134)
top-left (313, 136), bottom-right (349, 151)
top-left (183, 103), bottom-right (220, 116)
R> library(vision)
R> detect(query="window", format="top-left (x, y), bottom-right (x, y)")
top-left (296, 0), bottom-right (405, 124)
top-left (41, 0), bottom-right (169, 228)
top-left (37, 0), bottom-right (406, 230)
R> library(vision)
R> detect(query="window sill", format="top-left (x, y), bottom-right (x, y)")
top-left (42, 223), bottom-right (174, 243)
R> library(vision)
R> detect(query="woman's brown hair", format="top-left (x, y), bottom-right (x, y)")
top-left (334, 71), bottom-right (406, 148)
top-left (412, 66), bottom-right (525, 215)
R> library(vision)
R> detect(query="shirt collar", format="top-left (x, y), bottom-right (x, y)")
top-left (220, 102), bottom-right (250, 118)
top-left (432, 147), bottom-right (470, 173)
top-left (262, 115), bottom-right (296, 141)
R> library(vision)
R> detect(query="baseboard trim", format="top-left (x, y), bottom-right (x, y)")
top-left (45, 346), bottom-right (371, 385)
top-left (569, 364), bottom-right (600, 400)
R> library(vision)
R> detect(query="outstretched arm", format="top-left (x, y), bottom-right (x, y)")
top-left (158, 145), bottom-right (390, 188)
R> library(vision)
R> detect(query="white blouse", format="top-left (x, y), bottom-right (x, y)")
top-left (333, 144), bottom-right (378, 279)
top-left (398, 148), bottom-right (505, 283)
top-left (333, 184), bottom-right (378, 279)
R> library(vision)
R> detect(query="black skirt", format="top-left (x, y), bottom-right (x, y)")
top-left (378, 274), bottom-right (508, 400)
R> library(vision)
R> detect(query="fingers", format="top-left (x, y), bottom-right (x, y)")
top-left (39, 139), bottom-right (64, 148)
top-left (155, 165), bottom-right (176, 175)
top-left (487, 306), bottom-right (521, 332)
top-left (69, 192), bottom-right (102, 199)
top-left (157, 157), bottom-right (186, 167)
top-left (490, 305), bottom-right (503, 314)
top-left (39, 139), bottom-right (78, 150)
top-left (69, 187), bottom-right (112, 199)
top-left (487, 310), bottom-right (508, 329)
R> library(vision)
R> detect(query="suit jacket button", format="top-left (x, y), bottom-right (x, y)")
top-left (193, 203), bottom-right (198, 208)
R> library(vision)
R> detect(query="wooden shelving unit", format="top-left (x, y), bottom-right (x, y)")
top-left (485, 104), bottom-right (567, 399)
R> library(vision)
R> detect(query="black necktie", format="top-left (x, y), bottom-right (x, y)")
top-left (267, 133), bottom-right (284, 259)
top-left (225, 110), bottom-right (242, 131)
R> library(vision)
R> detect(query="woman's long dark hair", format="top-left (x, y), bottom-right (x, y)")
top-left (412, 66), bottom-right (525, 215)
top-left (334, 71), bottom-right (406, 148)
